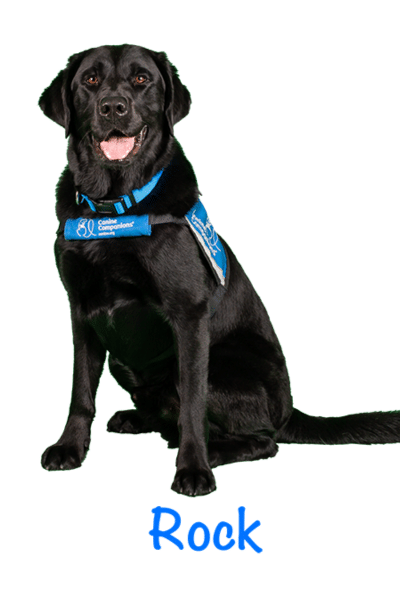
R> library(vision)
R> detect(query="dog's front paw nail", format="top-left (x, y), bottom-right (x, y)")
top-left (171, 468), bottom-right (216, 497)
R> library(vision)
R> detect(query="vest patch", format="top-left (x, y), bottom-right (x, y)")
top-left (64, 215), bottom-right (151, 240)
top-left (185, 201), bottom-right (227, 286)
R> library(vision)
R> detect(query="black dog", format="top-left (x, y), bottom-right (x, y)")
top-left (40, 44), bottom-right (400, 496)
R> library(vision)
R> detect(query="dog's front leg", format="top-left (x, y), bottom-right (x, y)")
top-left (170, 311), bottom-right (216, 496)
top-left (41, 315), bottom-right (106, 471)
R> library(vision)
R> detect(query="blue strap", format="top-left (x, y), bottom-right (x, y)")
top-left (121, 195), bottom-right (132, 209)
top-left (80, 194), bottom-right (97, 212)
top-left (79, 169), bottom-right (163, 214)
top-left (132, 169), bottom-right (163, 203)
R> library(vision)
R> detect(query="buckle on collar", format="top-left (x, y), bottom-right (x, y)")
top-left (76, 169), bottom-right (164, 215)
top-left (77, 192), bottom-right (133, 215)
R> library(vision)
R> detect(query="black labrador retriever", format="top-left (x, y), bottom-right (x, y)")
top-left (39, 44), bottom-right (400, 496)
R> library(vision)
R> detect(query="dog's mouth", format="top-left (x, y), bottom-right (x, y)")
top-left (93, 126), bottom-right (148, 161)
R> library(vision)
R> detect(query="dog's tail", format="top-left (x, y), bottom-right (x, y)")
top-left (276, 408), bottom-right (400, 445)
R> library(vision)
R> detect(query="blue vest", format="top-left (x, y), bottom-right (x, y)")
top-left (64, 170), bottom-right (228, 310)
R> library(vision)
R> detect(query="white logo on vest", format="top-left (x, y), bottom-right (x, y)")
top-left (77, 219), bottom-right (96, 238)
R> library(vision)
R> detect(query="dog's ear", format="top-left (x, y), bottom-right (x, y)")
top-left (39, 51), bottom-right (86, 138)
top-left (151, 51), bottom-right (191, 136)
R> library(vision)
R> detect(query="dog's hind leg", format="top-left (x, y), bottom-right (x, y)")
top-left (204, 336), bottom-right (292, 469)
top-left (107, 357), bottom-right (155, 434)
top-left (107, 409), bottom-right (154, 434)
top-left (205, 382), bottom-right (280, 469)
top-left (208, 435), bottom-right (279, 468)
top-left (107, 355), bottom-right (180, 441)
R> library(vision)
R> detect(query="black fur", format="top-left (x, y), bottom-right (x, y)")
top-left (39, 44), bottom-right (400, 496)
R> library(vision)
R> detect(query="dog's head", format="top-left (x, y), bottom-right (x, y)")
top-left (39, 45), bottom-right (191, 167)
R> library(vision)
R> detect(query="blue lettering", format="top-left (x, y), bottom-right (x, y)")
top-left (213, 521), bottom-right (235, 550)
top-left (149, 506), bottom-right (184, 550)
top-left (149, 507), bottom-right (262, 552)
top-left (238, 506), bottom-right (262, 553)
top-left (187, 522), bottom-right (210, 551)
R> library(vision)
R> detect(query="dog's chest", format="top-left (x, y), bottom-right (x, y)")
top-left (91, 298), bottom-right (175, 372)
top-left (58, 240), bottom-right (175, 370)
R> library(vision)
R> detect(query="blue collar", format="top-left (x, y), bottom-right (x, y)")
top-left (76, 169), bottom-right (164, 215)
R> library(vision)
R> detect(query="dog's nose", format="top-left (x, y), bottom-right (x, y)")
top-left (98, 96), bottom-right (129, 118)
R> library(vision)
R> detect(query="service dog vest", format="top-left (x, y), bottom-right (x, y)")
top-left (64, 170), bottom-right (228, 315)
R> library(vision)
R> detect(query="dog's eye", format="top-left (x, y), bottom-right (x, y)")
top-left (86, 76), bottom-right (99, 86)
top-left (134, 75), bottom-right (147, 85)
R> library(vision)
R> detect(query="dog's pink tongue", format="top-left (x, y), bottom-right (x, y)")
top-left (100, 136), bottom-right (135, 160)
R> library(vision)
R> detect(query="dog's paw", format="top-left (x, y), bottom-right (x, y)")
top-left (41, 443), bottom-right (87, 471)
top-left (171, 468), bottom-right (216, 497)
top-left (107, 410), bottom-right (149, 434)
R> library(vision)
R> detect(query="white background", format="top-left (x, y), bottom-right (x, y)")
top-left (2, 0), bottom-right (400, 598)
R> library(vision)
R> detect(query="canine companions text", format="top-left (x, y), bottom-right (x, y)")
top-left (40, 45), bottom-right (400, 496)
